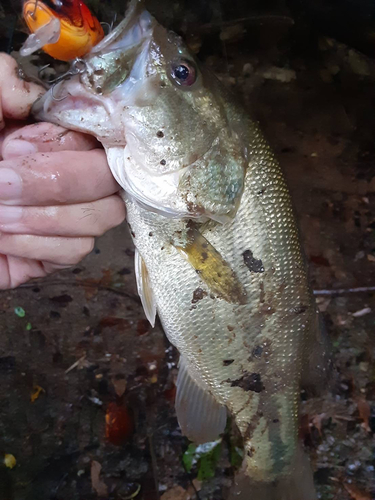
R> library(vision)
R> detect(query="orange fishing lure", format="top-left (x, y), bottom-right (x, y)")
top-left (22, 0), bottom-right (104, 61)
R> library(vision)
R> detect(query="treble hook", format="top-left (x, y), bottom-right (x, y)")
top-left (50, 58), bottom-right (88, 101)
top-left (45, 57), bottom-right (87, 84)
top-left (38, 63), bottom-right (51, 79)
top-left (100, 22), bottom-right (111, 35)
top-left (32, 0), bottom-right (39, 19)
top-left (51, 81), bottom-right (68, 101)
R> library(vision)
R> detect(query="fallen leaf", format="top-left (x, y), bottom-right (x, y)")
top-left (112, 377), bottom-right (127, 398)
top-left (352, 307), bottom-right (372, 318)
top-left (164, 384), bottom-right (176, 403)
top-left (161, 485), bottom-right (191, 500)
top-left (359, 362), bottom-right (369, 372)
top-left (356, 398), bottom-right (371, 432)
top-left (311, 413), bottom-right (326, 438)
top-left (105, 402), bottom-right (133, 446)
top-left (4, 454), bottom-right (16, 469)
top-left (99, 317), bottom-right (131, 331)
top-left (299, 413), bottom-right (311, 442)
top-left (137, 319), bottom-right (150, 336)
top-left (344, 482), bottom-right (372, 500)
top-left (82, 279), bottom-right (99, 301)
top-left (100, 269), bottom-right (113, 287)
top-left (309, 255), bottom-right (330, 266)
top-left (192, 479), bottom-right (202, 492)
top-left (31, 385), bottom-right (45, 403)
top-left (117, 482), bottom-right (141, 499)
top-left (316, 297), bottom-right (331, 312)
top-left (118, 267), bottom-right (131, 276)
top-left (220, 24), bottom-right (245, 43)
top-left (14, 307), bottom-right (25, 318)
top-left (49, 294), bottom-right (73, 307)
top-left (91, 461), bottom-right (108, 497)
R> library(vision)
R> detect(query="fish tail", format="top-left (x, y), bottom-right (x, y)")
top-left (228, 443), bottom-right (317, 500)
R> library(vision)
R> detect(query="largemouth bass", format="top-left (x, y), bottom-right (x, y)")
top-left (31, 1), bottom-right (330, 498)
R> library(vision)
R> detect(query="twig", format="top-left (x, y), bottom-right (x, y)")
top-left (19, 279), bottom-right (375, 298)
top-left (19, 279), bottom-right (140, 303)
top-left (148, 433), bottom-right (160, 500)
top-left (197, 14), bottom-right (295, 33)
top-left (52, 472), bottom-right (68, 499)
top-left (332, 415), bottom-right (356, 422)
top-left (65, 354), bottom-right (86, 374)
top-left (314, 286), bottom-right (375, 296)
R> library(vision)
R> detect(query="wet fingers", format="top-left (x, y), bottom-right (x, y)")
top-left (0, 233), bottom-right (95, 266)
top-left (0, 195), bottom-right (125, 237)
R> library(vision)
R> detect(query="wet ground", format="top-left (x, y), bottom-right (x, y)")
top-left (1, 1), bottom-right (375, 499)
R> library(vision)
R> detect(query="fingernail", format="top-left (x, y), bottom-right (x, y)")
top-left (0, 205), bottom-right (22, 223)
top-left (0, 168), bottom-right (22, 200)
top-left (3, 139), bottom-right (38, 159)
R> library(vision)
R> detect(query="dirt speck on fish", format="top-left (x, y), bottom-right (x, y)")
top-left (31, 1), bottom-right (331, 498)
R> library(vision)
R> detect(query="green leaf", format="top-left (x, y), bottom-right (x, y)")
top-left (26, 323), bottom-right (32, 331)
top-left (14, 307), bottom-right (25, 318)
top-left (182, 443), bottom-right (197, 473)
top-left (183, 439), bottom-right (222, 481)
top-left (197, 442), bottom-right (221, 481)
top-left (229, 445), bottom-right (243, 468)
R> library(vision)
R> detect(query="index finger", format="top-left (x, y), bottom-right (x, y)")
top-left (0, 149), bottom-right (120, 205)
top-left (2, 122), bottom-right (99, 159)
top-left (0, 53), bottom-right (45, 130)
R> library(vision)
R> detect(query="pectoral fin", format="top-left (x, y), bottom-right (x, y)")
top-left (176, 357), bottom-right (227, 444)
top-left (174, 227), bottom-right (247, 305)
top-left (135, 249), bottom-right (156, 327)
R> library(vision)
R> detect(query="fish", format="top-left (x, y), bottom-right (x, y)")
top-left (31, 0), bottom-right (331, 498)
top-left (21, 0), bottom-right (104, 61)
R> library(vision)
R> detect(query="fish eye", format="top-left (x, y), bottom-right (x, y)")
top-left (171, 59), bottom-right (197, 87)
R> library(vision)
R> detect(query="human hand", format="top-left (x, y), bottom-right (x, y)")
top-left (0, 54), bottom-right (125, 289)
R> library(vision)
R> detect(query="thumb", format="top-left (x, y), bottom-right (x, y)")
top-left (2, 122), bottom-right (100, 159)
top-left (0, 53), bottom-right (45, 130)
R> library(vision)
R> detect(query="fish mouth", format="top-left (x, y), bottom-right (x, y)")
top-left (31, 0), bottom-right (154, 142)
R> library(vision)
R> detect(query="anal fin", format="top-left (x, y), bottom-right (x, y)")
top-left (176, 357), bottom-right (227, 444)
top-left (135, 249), bottom-right (156, 327)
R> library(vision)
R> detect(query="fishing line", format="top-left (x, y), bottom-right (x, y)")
top-left (101, 12), bottom-right (117, 35)
top-left (216, 0), bottom-right (229, 75)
